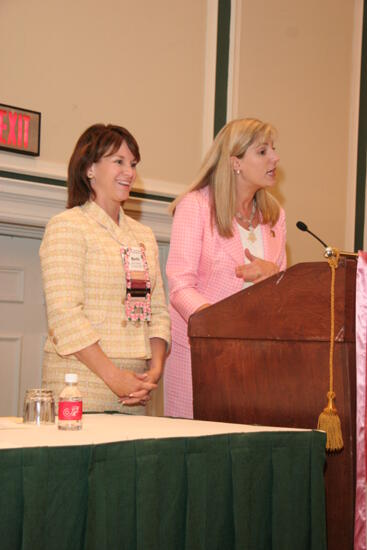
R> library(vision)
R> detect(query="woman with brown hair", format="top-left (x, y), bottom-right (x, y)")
top-left (164, 118), bottom-right (286, 419)
top-left (40, 124), bottom-right (170, 413)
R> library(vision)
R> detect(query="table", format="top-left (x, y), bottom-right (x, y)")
top-left (0, 414), bottom-right (327, 550)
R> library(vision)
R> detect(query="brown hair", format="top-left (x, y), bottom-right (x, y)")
top-left (67, 124), bottom-right (140, 208)
top-left (170, 118), bottom-right (280, 237)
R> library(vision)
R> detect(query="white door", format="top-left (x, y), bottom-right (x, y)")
top-left (0, 234), bottom-right (47, 416)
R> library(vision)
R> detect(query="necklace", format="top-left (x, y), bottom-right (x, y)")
top-left (235, 199), bottom-right (257, 242)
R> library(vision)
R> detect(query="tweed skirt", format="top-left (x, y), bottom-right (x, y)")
top-left (42, 352), bottom-right (147, 415)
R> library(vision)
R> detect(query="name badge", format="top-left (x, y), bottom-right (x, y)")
top-left (128, 248), bottom-right (145, 271)
top-left (121, 245), bottom-right (151, 322)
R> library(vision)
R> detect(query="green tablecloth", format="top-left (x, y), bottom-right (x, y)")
top-left (0, 430), bottom-right (326, 550)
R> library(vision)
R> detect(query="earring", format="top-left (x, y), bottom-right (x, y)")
top-left (87, 172), bottom-right (93, 179)
top-left (235, 169), bottom-right (240, 175)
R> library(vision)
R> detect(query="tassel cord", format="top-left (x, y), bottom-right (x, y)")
top-left (317, 249), bottom-right (344, 452)
top-left (328, 255), bottom-right (337, 401)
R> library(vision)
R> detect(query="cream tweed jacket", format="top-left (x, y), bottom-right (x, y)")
top-left (40, 201), bottom-right (171, 360)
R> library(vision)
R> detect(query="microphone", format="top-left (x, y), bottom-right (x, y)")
top-left (296, 221), bottom-right (359, 259)
top-left (296, 220), bottom-right (334, 257)
top-left (296, 221), bottom-right (328, 248)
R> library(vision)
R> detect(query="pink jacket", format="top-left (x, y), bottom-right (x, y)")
top-left (166, 187), bottom-right (287, 347)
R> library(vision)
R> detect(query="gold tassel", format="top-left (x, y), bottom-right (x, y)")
top-left (318, 250), bottom-right (344, 452)
top-left (317, 391), bottom-right (343, 451)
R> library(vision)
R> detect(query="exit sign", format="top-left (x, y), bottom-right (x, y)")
top-left (0, 103), bottom-right (41, 156)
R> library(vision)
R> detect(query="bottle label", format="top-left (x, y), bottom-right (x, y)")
top-left (58, 401), bottom-right (82, 421)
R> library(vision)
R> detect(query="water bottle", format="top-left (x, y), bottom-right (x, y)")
top-left (58, 373), bottom-right (83, 430)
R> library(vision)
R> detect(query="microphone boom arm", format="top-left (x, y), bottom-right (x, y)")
top-left (306, 228), bottom-right (328, 248)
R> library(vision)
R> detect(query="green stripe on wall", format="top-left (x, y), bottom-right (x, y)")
top-left (354, 0), bottom-right (367, 251)
top-left (0, 169), bottom-right (66, 187)
top-left (214, 0), bottom-right (231, 137)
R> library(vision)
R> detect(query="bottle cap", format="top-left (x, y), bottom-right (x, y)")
top-left (65, 373), bottom-right (78, 384)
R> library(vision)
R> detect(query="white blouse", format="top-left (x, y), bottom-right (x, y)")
top-left (236, 222), bottom-right (264, 289)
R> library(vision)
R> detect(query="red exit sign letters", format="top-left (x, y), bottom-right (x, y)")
top-left (0, 103), bottom-right (41, 156)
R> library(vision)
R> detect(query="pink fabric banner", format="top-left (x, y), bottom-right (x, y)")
top-left (354, 252), bottom-right (367, 549)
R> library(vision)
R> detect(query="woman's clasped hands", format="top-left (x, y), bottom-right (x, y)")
top-left (235, 248), bottom-right (279, 283)
top-left (117, 338), bottom-right (166, 406)
top-left (115, 369), bottom-right (157, 407)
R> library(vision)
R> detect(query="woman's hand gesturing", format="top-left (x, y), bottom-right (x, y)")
top-left (235, 248), bottom-right (279, 283)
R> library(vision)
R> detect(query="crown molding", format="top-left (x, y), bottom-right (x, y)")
top-left (0, 173), bottom-right (173, 242)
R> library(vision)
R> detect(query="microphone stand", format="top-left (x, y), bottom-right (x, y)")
top-left (324, 247), bottom-right (358, 259)
top-left (339, 251), bottom-right (358, 258)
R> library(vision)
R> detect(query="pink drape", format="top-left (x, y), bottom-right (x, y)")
top-left (354, 251), bottom-right (367, 549)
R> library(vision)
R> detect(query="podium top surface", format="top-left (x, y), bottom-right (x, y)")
top-left (188, 259), bottom-right (356, 342)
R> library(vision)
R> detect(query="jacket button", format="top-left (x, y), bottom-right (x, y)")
top-left (53, 336), bottom-right (58, 345)
top-left (121, 320), bottom-right (127, 328)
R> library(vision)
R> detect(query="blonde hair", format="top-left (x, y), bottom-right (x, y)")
top-left (170, 118), bottom-right (281, 238)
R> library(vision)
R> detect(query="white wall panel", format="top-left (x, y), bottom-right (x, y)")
top-left (0, 267), bottom-right (24, 303)
top-left (0, 335), bottom-right (22, 416)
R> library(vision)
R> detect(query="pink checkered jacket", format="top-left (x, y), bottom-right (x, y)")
top-left (166, 186), bottom-right (287, 347)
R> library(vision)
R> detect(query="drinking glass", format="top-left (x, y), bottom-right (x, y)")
top-left (23, 389), bottom-right (55, 425)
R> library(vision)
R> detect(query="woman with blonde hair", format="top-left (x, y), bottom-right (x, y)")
top-left (164, 118), bottom-right (286, 419)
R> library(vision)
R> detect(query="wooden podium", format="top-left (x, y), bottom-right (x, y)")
top-left (189, 259), bottom-right (357, 550)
